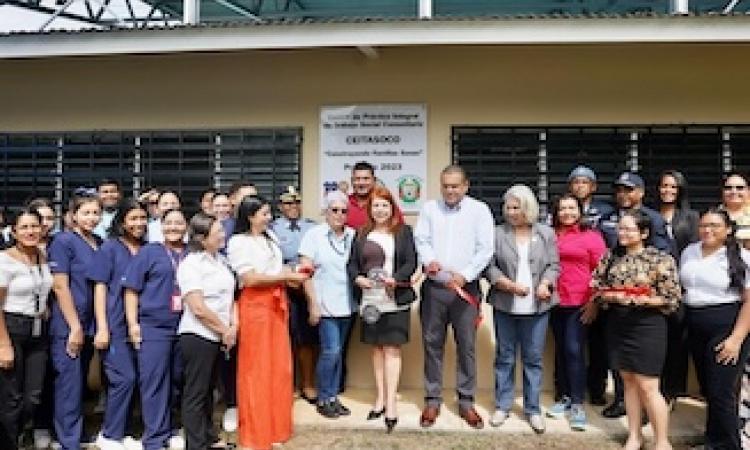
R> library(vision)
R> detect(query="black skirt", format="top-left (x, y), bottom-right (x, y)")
top-left (606, 305), bottom-right (668, 376)
top-left (360, 307), bottom-right (410, 346)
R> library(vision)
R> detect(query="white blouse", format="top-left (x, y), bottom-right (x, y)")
top-left (226, 232), bottom-right (283, 286)
top-left (177, 252), bottom-right (236, 342)
top-left (0, 252), bottom-right (53, 317)
top-left (680, 242), bottom-right (750, 307)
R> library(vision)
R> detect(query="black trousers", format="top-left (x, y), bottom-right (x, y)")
top-left (661, 304), bottom-right (689, 399)
top-left (687, 303), bottom-right (749, 450)
top-left (587, 309), bottom-right (623, 402)
top-left (0, 314), bottom-right (48, 450)
top-left (179, 333), bottom-right (220, 450)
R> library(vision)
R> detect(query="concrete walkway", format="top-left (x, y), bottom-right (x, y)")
top-left (292, 389), bottom-right (705, 444)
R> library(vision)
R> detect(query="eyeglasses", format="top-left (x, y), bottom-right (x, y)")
top-left (698, 223), bottom-right (726, 229)
top-left (724, 185), bottom-right (747, 191)
top-left (282, 201), bottom-right (301, 205)
top-left (329, 208), bottom-right (348, 214)
top-left (616, 226), bottom-right (641, 233)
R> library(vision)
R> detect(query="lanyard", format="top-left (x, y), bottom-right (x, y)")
top-left (162, 244), bottom-right (184, 284)
top-left (28, 250), bottom-right (44, 316)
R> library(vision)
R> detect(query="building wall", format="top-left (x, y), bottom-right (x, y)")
top-left (2, 43), bottom-right (750, 391)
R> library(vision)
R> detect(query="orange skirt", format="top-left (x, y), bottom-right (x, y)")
top-left (237, 285), bottom-right (293, 450)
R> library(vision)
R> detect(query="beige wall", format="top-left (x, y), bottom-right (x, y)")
top-left (3, 43), bottom-right (750, 392)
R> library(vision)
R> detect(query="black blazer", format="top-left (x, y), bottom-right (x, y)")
top-left (669, 208), bottom-right (699, 257)
top-left (347, 225), bottom-right (417, 306)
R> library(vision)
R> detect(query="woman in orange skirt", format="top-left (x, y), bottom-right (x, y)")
top-left (227, 195), bottom-right (310, 450)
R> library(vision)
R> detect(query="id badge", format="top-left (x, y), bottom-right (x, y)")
top-left (171, 291), bottom-right (183, 312)
top-left (32, 318), bottom-right (42, 337)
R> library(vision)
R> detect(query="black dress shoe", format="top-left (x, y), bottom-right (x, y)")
top-left (334, 399), bottom-right (351, 416)
top-left (367, 408), bottom-right (385, 420)
top-left (385, 416), bottom-right (398, 433)
top-left (601, 400), bottom-right (626, 418)
top-left (316, 400), bottom-right (340, 419)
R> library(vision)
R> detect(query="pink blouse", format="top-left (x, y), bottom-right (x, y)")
top-left (556, 226), bottom-right (607, 307)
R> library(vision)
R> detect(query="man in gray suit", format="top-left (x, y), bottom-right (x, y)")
top-left (414, 165), bottom-right (495, 429)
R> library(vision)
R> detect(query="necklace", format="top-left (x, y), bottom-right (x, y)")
top-left (327, 230), bottom-right (350, 256)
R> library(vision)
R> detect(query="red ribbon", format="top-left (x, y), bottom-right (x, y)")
top-left (447, 281), bottom-right (483, 328)
top-left (600, 286), bottom-right (652, 296)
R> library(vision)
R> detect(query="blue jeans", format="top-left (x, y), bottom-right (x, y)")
top-left (317, 316), bottom-right (352, 402)
top-left (493, 310), bottom-right (549, 415)
top-left (550, 306), bottom-right (587, 405)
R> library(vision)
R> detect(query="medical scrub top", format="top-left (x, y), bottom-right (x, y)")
top-left (48, 231), bottom-right (100, 337)
top-left (121, 243), bottom-right (186, 340)
top-left (87, 238), bottom-right (139, 340)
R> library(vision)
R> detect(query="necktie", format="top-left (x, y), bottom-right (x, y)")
top-left (288, 219), bottom-right (300, 232)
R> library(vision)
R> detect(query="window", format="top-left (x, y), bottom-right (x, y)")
top-left (0, 128), bottom-right (302, 215)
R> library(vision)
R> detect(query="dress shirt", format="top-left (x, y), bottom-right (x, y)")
top-left (93, 209), bottom-right (117, 240)
top-left (414, 195), bottom-right (495, 283)
top-left (270, 217), bottom-right (316, 264)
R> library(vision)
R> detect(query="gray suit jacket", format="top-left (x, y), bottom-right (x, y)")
top-left (485, 223), bottom-right (560, 314)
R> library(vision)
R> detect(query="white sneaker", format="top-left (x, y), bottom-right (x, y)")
top-left (96, 433), bottom-right (127, 450)
top-left (528, 414), bottom-right (546, 434)
top-left (33, 429), bottom-right (52, 449)
top-left (168, 434), bottom-right (185, 450)
top-left (489, 410), bottom-right (509, 427)
top-left (222, 407), bottom-right (238, 432)
top-left (123, 436), bottom-right (144, 450)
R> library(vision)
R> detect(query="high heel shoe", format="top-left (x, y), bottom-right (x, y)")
top-left (367, 408), bottom-right (385, 420)
top-left (385, 416), bottom-right (398, 433)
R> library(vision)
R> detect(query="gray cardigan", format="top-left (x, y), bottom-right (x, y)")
top-left (485, 223), bottom-right (561, 314)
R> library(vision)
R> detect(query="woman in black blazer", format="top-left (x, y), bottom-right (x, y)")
top-left (656, 170), bottom-right (699, 405)
top-left (347, 186), bottom-right (417, 433)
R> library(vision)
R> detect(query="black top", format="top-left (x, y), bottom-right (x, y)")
top-left (347, 225), bottom-right (417, 306)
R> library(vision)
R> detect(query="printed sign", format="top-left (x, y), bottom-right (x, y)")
top-left (319, 104), bottom-right (427, 212)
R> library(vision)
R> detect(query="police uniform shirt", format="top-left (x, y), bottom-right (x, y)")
top-left (270, 216), bottom-right (316, 265)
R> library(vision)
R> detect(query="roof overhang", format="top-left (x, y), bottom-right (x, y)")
top-left (2, 15), bottom-right (750, 60)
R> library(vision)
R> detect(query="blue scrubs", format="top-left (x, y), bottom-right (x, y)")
top-left (87, 239), bottom-right (138, 442)
top-left (121, 243), bottom-right (185, 450)
top-left (48, 231), bottom-right (99, 450)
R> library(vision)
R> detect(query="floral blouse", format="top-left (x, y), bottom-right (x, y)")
top-left (590, 246), bottom-right (681, 315)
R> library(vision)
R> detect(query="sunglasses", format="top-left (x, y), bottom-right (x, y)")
top-left (282, 201), bottom-right (301, 205)
top-left (724, 185), bottom-right (747, 191)
top-left (329, 207), bottom-right (348, 214)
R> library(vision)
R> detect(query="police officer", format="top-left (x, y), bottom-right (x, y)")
top-left (270, 186), bottom-right (318, 402)
top-left (566, 166), bottom-right (614, 229)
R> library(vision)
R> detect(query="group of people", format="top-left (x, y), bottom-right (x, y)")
top-left (1, 161), bottom-right (749, 450)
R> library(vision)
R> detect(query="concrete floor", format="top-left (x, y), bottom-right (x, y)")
top-left (292, 389), bottom-right (705, 444)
